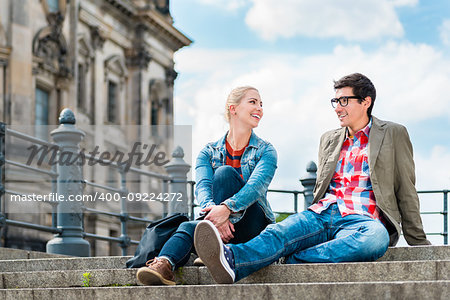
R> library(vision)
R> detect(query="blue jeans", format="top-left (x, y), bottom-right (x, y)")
top-left (229, 203), bottom-right (389, 281)
top-left (159, 166), bottom-right (270, 268)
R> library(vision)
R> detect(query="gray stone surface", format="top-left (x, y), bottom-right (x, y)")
top-left (0, 255), bottom-right (132, 272)
top-left (1, 260), bottom-right (449, 288)
top-left (0, 281), bottom-right (448, 300)
top-left (0, 247), bottom-right (69, 260)
top-left (1, 245), bottom-right (447, 273)
top-left (0, 246), bottom-right (448, 299)
top-left (202, 260), bottom-right (450, 285)
top-left (378, 245), bottom-right (450, 261)
top-left (0, 267), bottom-right (199, 289)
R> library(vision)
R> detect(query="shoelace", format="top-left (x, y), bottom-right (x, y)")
top-left (145, 258), bottom-right (164, 268)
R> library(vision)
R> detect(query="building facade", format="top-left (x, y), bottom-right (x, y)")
top-left (0, 0), bottom-right (191, 255)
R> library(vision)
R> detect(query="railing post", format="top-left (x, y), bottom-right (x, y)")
top-left (164, 146), bottom-right (191, 215)
top-left (0, 123), bottom-right (5, 228)
top-left (444, 190), bottom-right (448, 245)
top-left (293, 192), bottom-right (299, 213)
top-left (299, 161), bottom-right (317, 211)
top-left (46, 109), bottom-right (90, 256)
top-left (189, 181), bottom-right (195, 220)
top-left (118, 165), bottom-right (131, 256)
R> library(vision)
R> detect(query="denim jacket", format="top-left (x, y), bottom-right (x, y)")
top-left (195, 131), bottom-right (278, 223)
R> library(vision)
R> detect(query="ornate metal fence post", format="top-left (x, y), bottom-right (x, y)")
top-left (164, 146), bottom-right (191, 215)
top-left (118, 164), bottom-right (131, 256)
top-left (299, 161), bottom-right (317, 210)
top-left (46, 109), bottom-right (90, 256)
top-left (0, 123), bottom-right (5, 227)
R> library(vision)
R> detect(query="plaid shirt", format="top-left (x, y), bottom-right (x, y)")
top-left (309, 119), bottom-right (380, 219)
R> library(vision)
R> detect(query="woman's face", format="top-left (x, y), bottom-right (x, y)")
top-left (231, 89), bottom-right (263, 129)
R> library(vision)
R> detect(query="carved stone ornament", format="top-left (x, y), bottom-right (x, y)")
top-left (125, 47), bottom-right (152, 69)
top-left (32, 12), bottom-right (71, 78)
top-left (154, 0), bottom-right (170, 16)
top-left (89, 25), bottom-right (106, 50)
top-left (165, 66), bottom-right (177, 87)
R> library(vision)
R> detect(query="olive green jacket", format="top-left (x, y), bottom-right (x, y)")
top-left (313, 116), bottom-right (431, 246)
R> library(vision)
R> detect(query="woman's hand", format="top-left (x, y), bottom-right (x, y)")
top-left (216, 220), bottom-right (235, 243)
top-left (203, 204), bottom-right (235, 242)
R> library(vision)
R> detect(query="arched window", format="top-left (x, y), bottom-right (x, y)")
top-left (46, 0), bottom-right (59, 13)
top-left (104, 55), bottom-right (127, 125)
top-left (35, 87), bottom-right (50, 140)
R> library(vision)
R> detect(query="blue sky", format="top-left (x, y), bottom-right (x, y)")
top-left (170, 0), bottom-right (450, 243)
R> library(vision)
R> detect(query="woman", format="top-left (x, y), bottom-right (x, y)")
top-left (137, 86), bottom-right (277, 285)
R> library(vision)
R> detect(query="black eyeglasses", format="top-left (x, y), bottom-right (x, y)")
top-left (330, 96), bottom-right (363, 108)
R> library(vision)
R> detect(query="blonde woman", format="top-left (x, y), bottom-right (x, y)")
top-left (137, 86), bottom-right (277, 285)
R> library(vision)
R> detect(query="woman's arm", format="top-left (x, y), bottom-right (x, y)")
top-left (194, 146), bottom-right (216, 209)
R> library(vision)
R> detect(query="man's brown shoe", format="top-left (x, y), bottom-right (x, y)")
top-left (136, 257), bottom-right (175, 285)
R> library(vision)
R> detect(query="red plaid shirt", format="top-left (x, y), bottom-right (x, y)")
top-left (310, 119), bottom-right (380, 219)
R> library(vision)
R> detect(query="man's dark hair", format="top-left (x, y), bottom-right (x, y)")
top-left (334, 73), bottom-right (376, 117)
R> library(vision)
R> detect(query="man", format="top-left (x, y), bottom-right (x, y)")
top-left (194, 73), bottom-right (431, 284)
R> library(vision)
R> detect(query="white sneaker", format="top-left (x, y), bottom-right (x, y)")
top-left (194, 220), bottom-right (235, 284)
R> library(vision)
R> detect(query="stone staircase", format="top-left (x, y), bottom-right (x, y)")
top-left (0, 246), bottom-right (448, 299)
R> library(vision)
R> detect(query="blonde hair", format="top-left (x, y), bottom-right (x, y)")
top-left (225, 86), bottom-right (259, 122)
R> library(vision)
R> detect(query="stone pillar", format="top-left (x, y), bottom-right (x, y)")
top-left (46, 108), bottom-right (90, 256)
top-left (164, 146), bottom-right (190, 215)
top-left (299, 161), bottom-right (317, 210)
top-left (9, 0), bottom-right (33, 126)
top-left (67, 0), bottom-right (79, 109)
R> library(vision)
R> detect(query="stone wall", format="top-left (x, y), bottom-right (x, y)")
top-left (0, 0), bottom-right (191, 256)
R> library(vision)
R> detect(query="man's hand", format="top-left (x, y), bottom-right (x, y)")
top-left (203, 204), bottom-right (235, 242)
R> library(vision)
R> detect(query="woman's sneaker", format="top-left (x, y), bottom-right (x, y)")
top-left (136, 257), bottom-right (175, 285)
top-left (194, 220), bottom-right (235, 284)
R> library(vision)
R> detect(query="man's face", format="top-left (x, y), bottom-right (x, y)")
top-left (334, 87), bottom-right (370, 135)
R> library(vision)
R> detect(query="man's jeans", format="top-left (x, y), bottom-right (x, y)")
top-left (229, 203), bottom-right (390, 281)
top-left (159, 166), bottom-right (269, 268)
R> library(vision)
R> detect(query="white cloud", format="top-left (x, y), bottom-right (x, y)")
top-left (440, 19), bottom-right (450, 46)
top-left (387, 0), bottom-right (418, 6)
top-left (415, 145), bottom-right (450, 190)
top-left (175, 41), bottom-right (450, 196)
top-left (245, 0), bottom-right (411, 41)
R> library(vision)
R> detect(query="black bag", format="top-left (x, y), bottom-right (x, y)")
top-left (126, 213), bottom-right (189, 268)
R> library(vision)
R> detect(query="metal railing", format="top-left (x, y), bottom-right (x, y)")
top-left (416, 189), bottom-right (448, 245)
top-left (263, 188), bottom-right (448, 245)
top-left (0, 125), bottom-right (60, 234)
top-left (0, 109), bottom-right (448, 259)
top-left (0, 109), bottom-right (191, 256)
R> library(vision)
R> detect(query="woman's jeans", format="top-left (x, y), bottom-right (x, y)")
top-left (229, 203), bottom-right (390, 281)
top-left (159, 166), bottom-right (269, 268)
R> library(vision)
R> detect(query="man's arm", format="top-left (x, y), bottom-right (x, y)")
top-left (393, 125), bottom-right (431, 245)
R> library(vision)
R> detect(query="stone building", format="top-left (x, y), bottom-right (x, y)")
top-left (0, 0), bottom-right (191, 255)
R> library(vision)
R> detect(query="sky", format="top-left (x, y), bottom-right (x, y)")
top-left (169, 0), bottom-right (450, 244)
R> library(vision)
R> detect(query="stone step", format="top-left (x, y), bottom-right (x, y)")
top-left (0, 255), bottom-right (131, 273)
top-left (0, 247), bottom-right (70, 260)
top-left (0, 245), bottom-right (448, 273)
top-left (377, 245), bottom-right (450, 262)
top-left (1, 281), bottom-right (449, 300)
top-left (0, 260), bottom-right (448, 288)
